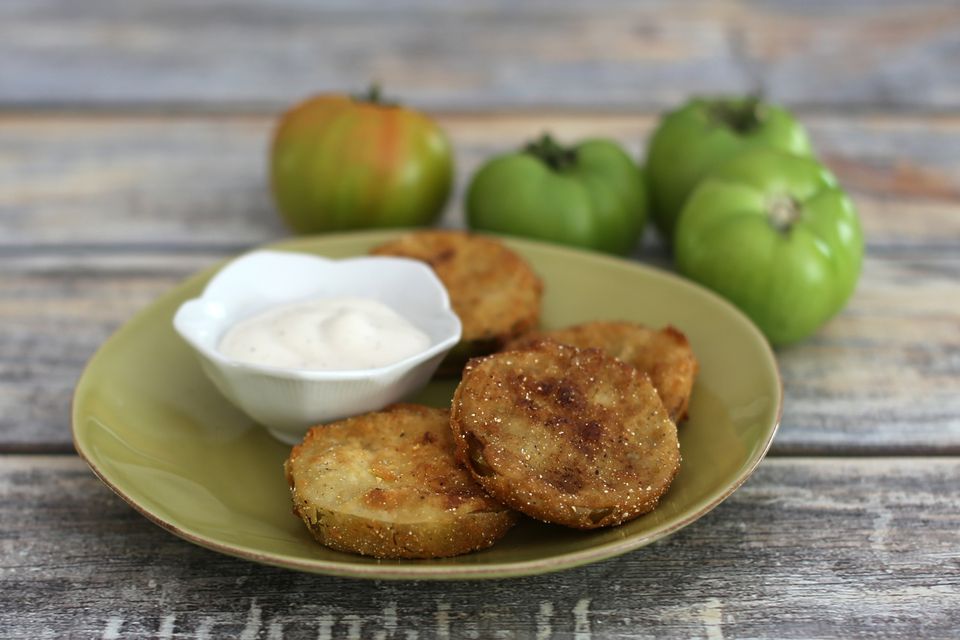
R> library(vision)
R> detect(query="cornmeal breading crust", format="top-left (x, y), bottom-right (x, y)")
top-left (505, 322), bottom-right (698, 422)
top-left (285, 404), bottom-right (518, 559)
top-left (450, 342), bottom-right (681, 529)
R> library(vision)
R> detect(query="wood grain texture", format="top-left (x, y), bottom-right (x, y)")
top-left (2, 251), bottom-right (958, 454)
top-left (2, 3), bottom-right (957, 636)
top-left (777, 254), bottom-right (960, 454)
top-left (1, 113), bottom-right (959, 251)
top-left (1, 0), bottom-right (959, 111)
top-left (0, 455), bottom-right (957, 638)
top-left (0, 253), bottom-right (209, 453)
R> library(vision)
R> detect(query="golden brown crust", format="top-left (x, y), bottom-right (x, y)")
top-left (504, 322), bottom-right (698, 422)
top-left (285, 403), bottom-right (519, 559)
top-left (371, 231), bottom-right (543, 373)
top-left (450, 342), bottom-right (681, 529)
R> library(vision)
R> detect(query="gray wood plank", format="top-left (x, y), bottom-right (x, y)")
top-left (1, 113), bottom-right (959, 251)
top-left (776, 254), bottom-right (960, 454)
top-left (0, 455), bottom-right (957, 638)
top-left (2, 251), bottom-right (958, 454)
top-left (1, 0), bottom-right (959, 111)
top-left (0, 253), bottom-right (212, 453)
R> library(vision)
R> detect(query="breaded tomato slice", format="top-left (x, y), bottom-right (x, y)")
top-left (451, 342), bottom-right (680, 529)
top-left (505, 322), bottom-right (698, 422)
top-left (285, 404), bottom-right (518, 558)
top-left (371, 230), bottom-right (543, 374)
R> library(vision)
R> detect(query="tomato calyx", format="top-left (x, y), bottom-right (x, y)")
top-left (353, 84), bottom-right (398, 108)
top-left (523, 133), bottom-right (578, 172)
top-left (708, 97), bottom-right (764, 135)
top-left (767, 194), bottom-right (803, 233)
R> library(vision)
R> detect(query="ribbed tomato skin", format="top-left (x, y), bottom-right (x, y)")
top-left (271, 95), bottom-right (453, 233)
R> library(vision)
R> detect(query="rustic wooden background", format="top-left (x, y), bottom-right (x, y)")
top-left (1, 1), bottom-right (958, 637)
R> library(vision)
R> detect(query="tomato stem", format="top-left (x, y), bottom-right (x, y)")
top-left (768, 194), bottom-right (803, 232)
top-left (524, 133), bottom-right (578, 172)
top-left (354, 83), bottom-right (397, 107)
top-left (708, 96), bottom-right (763, 134)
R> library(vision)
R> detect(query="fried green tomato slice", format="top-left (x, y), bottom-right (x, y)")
top-left (450, 342), bottom-right (681, 529)
top-left (504, 322), bottom-right (698, 422)
top-left (285, 404), bottom-right (519, 559)
top-left (370, 230), bottom-right (543, 374)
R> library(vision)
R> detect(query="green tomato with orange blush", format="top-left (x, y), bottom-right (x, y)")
top-left (271, 88), bottom-right (453, 233)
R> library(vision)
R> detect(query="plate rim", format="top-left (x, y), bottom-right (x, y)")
top-left (72, 230), bottom-right (783, 581)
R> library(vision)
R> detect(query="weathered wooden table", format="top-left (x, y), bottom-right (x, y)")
top-left (2, 2), bottom-right (959, 637)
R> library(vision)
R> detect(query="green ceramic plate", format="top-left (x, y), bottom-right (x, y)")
top-left (73, 231), bottom-right (781, 580)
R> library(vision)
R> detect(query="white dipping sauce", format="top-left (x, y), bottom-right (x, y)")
top-left (218, 297), bottom-right (431, 371)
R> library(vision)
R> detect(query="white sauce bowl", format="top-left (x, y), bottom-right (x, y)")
top-left (173, 250), bottom-right (462, 444)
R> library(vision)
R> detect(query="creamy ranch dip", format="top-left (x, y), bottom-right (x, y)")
top-left (218, 297), bottom-right (431, 371)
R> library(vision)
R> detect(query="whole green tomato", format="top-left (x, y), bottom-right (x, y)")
top-left (674, 148), bottom-right (863, 346)
top-left (647, 96), bottom-right (813, 241)
top-left (467, 134), bottom-right (647, 255)
top-left (271, 87), bottom-right (453, 233)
